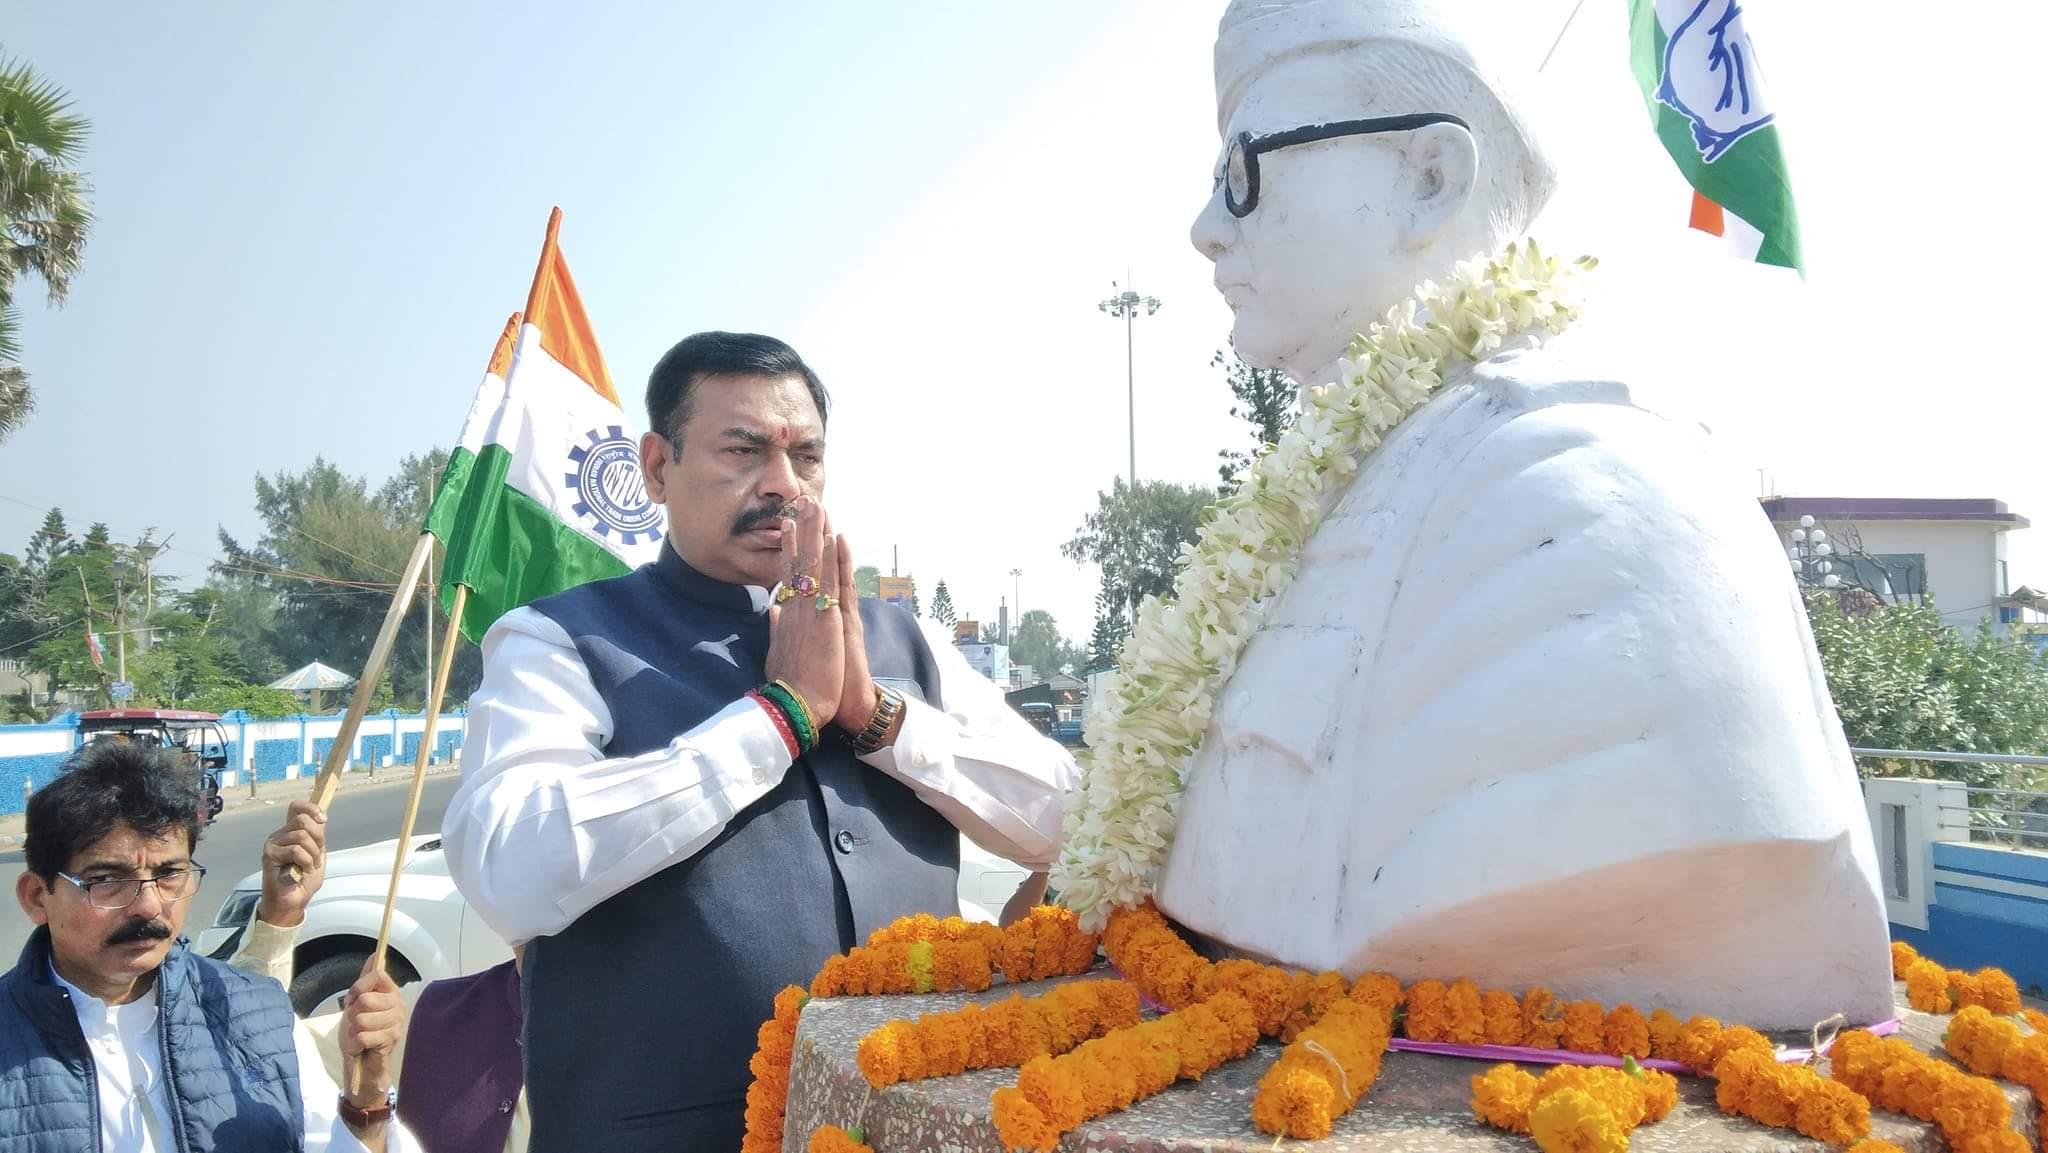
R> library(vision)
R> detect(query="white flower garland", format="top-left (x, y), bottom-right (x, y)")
top-left (1053, 240), bottom-right (1596, 931)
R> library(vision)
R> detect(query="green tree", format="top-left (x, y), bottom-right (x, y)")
top-left (1213, 350), bottom-right (1296, 487)
top-left (1063, 478), bottom-right (1215, 627)
top-left (0, 52), bottom-right (94, 442)
top-left (854, 565), bottom-right (881, 598)
top-left (183, 682), bottom-right (302, 718)
top-left (220, 455), bottom-right (452, 709)
top-left (1805, 592), bottom-right (2048, 789)
top-left (1009, 609), bottom-right (1078, 679)
top-left (930, 580), bottom-right (957, 627)
top-left (20, 521), bottom-right (121, 696)
top-left (1086, 582), bottom-right (1130, 672)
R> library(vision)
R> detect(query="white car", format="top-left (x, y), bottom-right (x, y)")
top-left (197, 835), bottom-right (1033, 1017)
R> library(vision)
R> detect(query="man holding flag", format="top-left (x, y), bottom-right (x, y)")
top-left (427, 218), bottom-right (1074, 1151)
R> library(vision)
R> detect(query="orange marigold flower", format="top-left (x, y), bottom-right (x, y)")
top-left (1444, 979), bottom-right (1486, 1046)
top-left (1674, 1015), bottom-right (1724, 1071)
top-left (1791, 1076), bottom-right (1872, 1146)
top-left (1521, 987), bottom-right (1565, 1050)
top-left (1929, 1063), bottom-right (2011, 1141)
top-left (2021, 1006), bottom-right (2048, 1034)
top-left (1948, 969), bottom-right (1984, 1011)
top-left (1640, 1069), bottom-right (1680, 1123)
top-left (1527, 1087), bottom-right (1628, 1153)
top-left (1471, 1063), bottom-right (1540, 1134)
top-left (1252, 999), bottom-right (1395, 1139)
top-left (1946, 1004), bottom-right (2021, 1077)
top-left (1953, 1132), bottom-right (2030, 1153)
top-left (1848, 1142), bottom-right (1908, 1153)
top-left (1350, 971), bottom-right (1404, 1016)
top-left (1208, 958), bottom-right (1298, 1037)
top-left (1713, 1048), bottom-right (1798, 1129)
top-left (1710, 1025), bottom-right (1773, 1066)
top-left (806, 1124), bottom-right (872, 1153)
top-left (1100, 902), bottom-right (1212, 1009)
top-left (1560, 1000), bottom-right (1606, 1055)
top-left (1405, 979), bottom-right (1452, 1042)
top-left (1970, 967), bottom-right (2022, 1016)
top-left (1282, 971), bottom-right (1352, 1042)
top-left (1647, 1008), bottom-right (1685, 1062)
top-left (1601, 1004), bottom-right (1651, 1059)
top-left (1534, 1064), bottom-right (1648, 1131)
top-left (1999, 1031), bottom-right (2048, 1098)
top-left (1889, 940), bottom-right (1920, 979)
top-left (1481, 988), bottom-right (1524, 1046)
top-left (1905, 959), bottom-right (1955, 1014)
top-left (992, 1086), bottom-right (1060, 1153)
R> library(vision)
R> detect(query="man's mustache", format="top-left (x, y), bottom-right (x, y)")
top-left (106, 918), bottom-right (173, 947)
top-left (732, 501), bottom-right (798, 536)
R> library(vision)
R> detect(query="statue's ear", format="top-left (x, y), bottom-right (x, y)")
top-left (1397, 121), bottom-right (1479, 250)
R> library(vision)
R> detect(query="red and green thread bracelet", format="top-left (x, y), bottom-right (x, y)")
top-left (756, 681), bottom-right (818, 754)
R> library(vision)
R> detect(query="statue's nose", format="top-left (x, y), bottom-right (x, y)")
top-left (1189, 190), bottom-right (1232, 262)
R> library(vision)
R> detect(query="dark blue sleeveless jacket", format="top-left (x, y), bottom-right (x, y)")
top-left (520, 545), bottom-right (959, 1151)
top-left (0, 927), bottom-right (305, 1153)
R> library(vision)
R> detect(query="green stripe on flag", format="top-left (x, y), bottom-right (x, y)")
top-left (425, 444), bottom-right (631, 643)
top-left (1628, 1), bottom-right (1803, 272)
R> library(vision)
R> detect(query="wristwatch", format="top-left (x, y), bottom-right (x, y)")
top-left (338, 1087), bottom-right (397, 1128)
top-left (850, 684), bottom-right (906, 754)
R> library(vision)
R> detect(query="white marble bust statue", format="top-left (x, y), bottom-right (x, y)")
top-left (1151, 0), bottom-right (1894, 1028)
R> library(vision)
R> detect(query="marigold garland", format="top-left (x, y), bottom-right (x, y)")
top-left (990, 991), bottom-right (1260, 1153)
top-left (1099, 901), bottom-right (1212, 1010)
top-left (806, 1123), bottom-right (872, 1153)
top-left (1831, 1027), bottom-right (2026, 1152)
top-left (1713, 1047), bottom-right (1871, 1145)
top-left (855, 979), bottom-right (1140, 1089)
top-left (1251, 997), bottom-right (1398, 1139)
top-left (741, 985), bottom-right (809, 1153)
top-left (1472, 1060), bottom-right (1680, 1143)
top-left (997, 905), bottom-right (1102, 985)
top-left (1052, 241), bottom-right (1596, 929)
top-left (1902, 956), bottom-right (2023, 1017)
top-left (1944, 1004), bottom-right (2048, 1108)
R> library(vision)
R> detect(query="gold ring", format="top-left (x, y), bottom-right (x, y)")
top-left (814, 594), bottom-right (839, 610)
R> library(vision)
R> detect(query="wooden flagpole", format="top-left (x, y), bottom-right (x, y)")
top-left (279, 531), bottom-right (433, 882)
top-left (369, 584), bottom-right (467, 973)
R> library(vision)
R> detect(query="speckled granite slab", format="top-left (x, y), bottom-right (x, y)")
top-left (784, 972), bottom-right (2039, 1152)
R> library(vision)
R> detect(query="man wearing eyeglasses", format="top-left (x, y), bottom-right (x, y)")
top-left (3, 740), bottom-right (417, 1152)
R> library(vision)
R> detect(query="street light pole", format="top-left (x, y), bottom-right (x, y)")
top-left (1011, 568), bottom-right (1022, 626)
top-left (1098, 283), bottom-right (1162, 486)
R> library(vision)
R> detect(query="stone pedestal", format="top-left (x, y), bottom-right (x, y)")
top-left (784, 972), bottom-right (2039, 1152)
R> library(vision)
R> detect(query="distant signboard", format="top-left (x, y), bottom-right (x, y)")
top-left (954, 620), bottom-right (980, 643)
top-left (878, 575), bottom-right (915, 610)
top-left (955, 643), bottom-right (1011, 686)
top-left (110, 680), bottom-right (135, 701)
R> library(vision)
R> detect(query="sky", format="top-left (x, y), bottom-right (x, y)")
top-left (5, 2), bottom-right (2046, 650)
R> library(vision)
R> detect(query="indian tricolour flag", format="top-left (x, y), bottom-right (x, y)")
top-left (425, 208), bottom-right (667, 642)
top-left (1628, 0), bottom-right (1803, 273)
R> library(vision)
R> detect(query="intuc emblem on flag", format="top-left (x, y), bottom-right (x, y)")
top-left (566, 425), bottom-right (662, 546)
top-left (1655, 0), bottom-right (1774, 162)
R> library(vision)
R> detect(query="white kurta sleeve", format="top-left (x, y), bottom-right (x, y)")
top-left (858, 620), bottom-right (1078, 869)
top-left (441, 606), bottom-right (795, 945)
top-left (295, 1017), bottom-right (422, 1152)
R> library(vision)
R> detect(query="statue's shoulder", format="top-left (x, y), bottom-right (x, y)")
top-left (1462, 322), bottom-right (1657, 416)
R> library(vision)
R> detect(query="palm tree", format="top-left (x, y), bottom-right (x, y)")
top-left (0, 49), bottom-right (92, 442)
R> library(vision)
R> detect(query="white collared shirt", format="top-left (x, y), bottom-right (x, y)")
top-left (52, 965), bottom-right (175, 1152)
top-left (51, 961), bottom-right (414, 1153)
top-left (442, 594), bottom-right (1078, 946)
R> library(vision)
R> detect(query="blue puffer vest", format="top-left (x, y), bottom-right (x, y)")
top-left (0, 926), bottom-right (305, 1153)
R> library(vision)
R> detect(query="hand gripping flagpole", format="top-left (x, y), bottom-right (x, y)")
top-left (278, 531), bottom-right (433, 882)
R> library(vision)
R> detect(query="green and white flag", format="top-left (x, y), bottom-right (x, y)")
top-left (425, 209), bottom-right (666, 642)
top-left (1628, 0), bottom-right (1803, 273)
